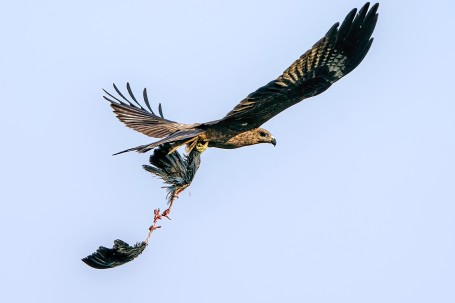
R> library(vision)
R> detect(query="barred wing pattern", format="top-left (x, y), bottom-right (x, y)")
top-left (103, 83), bottom-right (196, 138)
top-left (218, 2), bottom-right (378, 130)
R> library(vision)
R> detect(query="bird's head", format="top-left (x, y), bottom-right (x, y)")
top-left (253, 128), bottom-right (276, 146)
top-left (225, 128), bottom-right (276, 148)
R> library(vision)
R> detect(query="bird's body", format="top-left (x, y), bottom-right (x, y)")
top-left (104, 2), bottom-right (379, 155)
top-left (197, 127), bottom-right (275, 149)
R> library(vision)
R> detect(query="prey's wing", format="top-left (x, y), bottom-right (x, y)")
top-left (217, 3), bottom-right (378, 130)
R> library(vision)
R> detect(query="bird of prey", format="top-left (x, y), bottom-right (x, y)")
top-left (104, 2), bottom-right (378, 155)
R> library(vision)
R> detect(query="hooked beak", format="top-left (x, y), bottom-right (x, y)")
top-left (271, 137), bottom-right (277, 147)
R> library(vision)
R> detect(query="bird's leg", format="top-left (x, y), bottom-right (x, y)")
top-left (153, 208), bottom-right (163, 224)
top-left (161, 187), bottom-right (185, 220)
top-left (195, 141), bottom-right (209, 153)
top-left (146, 189), bottom-right (184, 242)
top-left (161, 203), bottom-right (173, 220)
top-left (161, 205), bottom-right (173, 220)
top-left (145, 209), bottom-right (163, 243)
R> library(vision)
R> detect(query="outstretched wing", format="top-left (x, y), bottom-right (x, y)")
top-left (216, 2), bottom-right (378, 130)
top-left (103, 83), bottom-right (197, 138)
top-left (82, 240), bottom-right (147, 269)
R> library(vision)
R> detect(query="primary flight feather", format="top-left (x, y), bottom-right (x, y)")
top-left (104, 2), bottom-right (379, 155)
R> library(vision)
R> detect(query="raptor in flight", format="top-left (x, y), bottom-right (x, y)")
top-left (104, 2), bottom-right (379, 155)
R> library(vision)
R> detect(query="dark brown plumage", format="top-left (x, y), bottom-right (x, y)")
top-left (104, 3), bottom-right (379, 155)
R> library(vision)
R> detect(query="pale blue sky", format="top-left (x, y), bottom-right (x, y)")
top-left (1, 0), bottom-right (454, 302)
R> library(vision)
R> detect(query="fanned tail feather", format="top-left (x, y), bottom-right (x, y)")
top-left (113, 129), bottom-right (206, 155)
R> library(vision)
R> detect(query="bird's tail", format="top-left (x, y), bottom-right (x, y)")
top-left (113, 129), bottom-right (206, 155)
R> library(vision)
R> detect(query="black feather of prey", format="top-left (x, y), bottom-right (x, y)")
top-left (143, 144), bottom-right (201, 203)
top-left (83, 147), bottom-right (201, 269)
top-left (82, 240), bottom-right (147, 269)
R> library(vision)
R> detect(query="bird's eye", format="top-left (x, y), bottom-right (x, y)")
top-left (259, 131), bottom-right (267, 137)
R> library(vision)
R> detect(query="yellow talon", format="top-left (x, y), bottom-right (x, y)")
top-left (195, 141), bottom-right (209, 153)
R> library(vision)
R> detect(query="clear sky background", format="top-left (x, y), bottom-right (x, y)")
top-left (1, 0), bottom-right (454, 302)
